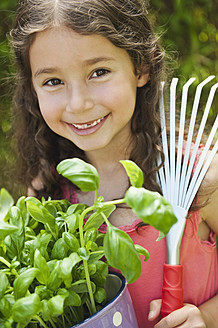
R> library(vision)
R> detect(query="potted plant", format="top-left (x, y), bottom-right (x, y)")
top-left (0, 158), bottom-right (176, 327)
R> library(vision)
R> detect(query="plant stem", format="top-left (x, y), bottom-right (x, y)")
top-left (63, 312), bottom-right (72, 325)
top-left (70, 306), bottom-right (81, 324)
top-left (0, 256), bottom-right (18, 277)
top-left (102, 198), bottom-right (125, 206)
top-left (83, 259), bottom-right (96, 314)
top-left (101, 211), bottom-right (111, 227)
top-left (49, 318), bottom-right (57, 328)
top-left (0, 256), bottom-right (11, 268)
top-left (79, 206), bottom-right (95, 247)
top-left (78, 206), bottom-right (97, 315)
top-left (85, 296), bottom-right (95, 317)
top-left (90, 250), bottom-right (104, 255)
top-left (77, 197), bottom-right (125, 317)
top-left (94, 189), bottom-right (98, 206)
top-left (33, 315), bottom-right (49, 328)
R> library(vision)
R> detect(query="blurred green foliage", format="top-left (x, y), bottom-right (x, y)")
top-left (0, 0), bottom-right (19, 197)
top-left (0, 0), bottom-right (217, 199)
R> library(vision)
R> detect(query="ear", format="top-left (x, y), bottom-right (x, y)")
top-left (137, 72), bottom-right (149, 87)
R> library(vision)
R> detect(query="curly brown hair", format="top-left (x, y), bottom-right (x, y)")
top-left (11, 0), bottom-right (165, 199)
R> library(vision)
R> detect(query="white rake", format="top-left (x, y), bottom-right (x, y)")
top-left (157, 75), bottom-right (218, 317)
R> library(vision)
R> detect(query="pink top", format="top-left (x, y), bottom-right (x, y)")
top-left (59, 143), bottom-right (217, 327)
top-left (60, 183), bottom-right (217, 328)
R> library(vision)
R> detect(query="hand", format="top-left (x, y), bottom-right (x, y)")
top-left (148, 299), bottom-right (206, 328)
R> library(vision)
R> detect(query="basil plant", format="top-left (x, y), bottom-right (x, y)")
top-left (0, 159), bottom-right (176, 327)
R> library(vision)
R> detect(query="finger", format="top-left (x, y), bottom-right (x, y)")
top-left (154, 308), bottom-right (186, 328)
top-left (154, 304), bottom-right (206, 328)
top-left (148, 299), bottom-right (162, 321)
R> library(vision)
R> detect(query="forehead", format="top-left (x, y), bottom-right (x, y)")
top-left (29, 26), bottom-right (133, 72)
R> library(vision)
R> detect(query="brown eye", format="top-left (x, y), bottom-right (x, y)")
top-left (44, 78), bottom-right (63, 86)
top-left (91, 69), bottom-right (110, 78)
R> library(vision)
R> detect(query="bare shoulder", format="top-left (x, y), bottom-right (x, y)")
top-left (199, 152), bottom-right (218, 235)
top-left (27, 176), bottom-right (44, 196)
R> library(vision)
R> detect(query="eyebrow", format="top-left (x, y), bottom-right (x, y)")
top-left (33, 56), bottom-right (115, 79)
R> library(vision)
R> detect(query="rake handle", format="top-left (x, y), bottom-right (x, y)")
top-left (161, 264), bottom-right (183, 318)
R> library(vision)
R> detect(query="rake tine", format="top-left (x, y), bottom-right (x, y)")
top-left (178, 75), bottom-right (215, 206)
top-left (169, 78), bottom-right (178, 204)
top-left (174, 77), bottom-right (196, 204)
top-left (159, 81), bottom-right (169, 199)
top-left (184, 116), bottom-right (218, 210)
top-left (181, 82), bottom-right (218, 208)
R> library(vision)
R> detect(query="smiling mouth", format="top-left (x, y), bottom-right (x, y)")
top-left (72, 115), bottom-right (107, 130)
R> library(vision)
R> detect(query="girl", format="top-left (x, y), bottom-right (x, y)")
top-left (11, 0), bottom-right (218, 327)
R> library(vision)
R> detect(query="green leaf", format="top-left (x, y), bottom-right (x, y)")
top-left (84, 228), bottom-right (98, 245)
top-left (7, 206), bottom-right (25, 259)
top-left (88, 250), bottom-right (105, 263)
top-left (90, 262), bottom-right (108, 287)
top-left (84, 205), bottom-right (116, 231)
top-left (11, 293), bottom-right (41, 322)
top-left (60, 255), bottom-right (80, 276)
top-left (25, 197), bottom-right (41, 205)
top-left (57, 158), bottom-right (99, 191)
top-left (35, 285), bottom-right (53, 300)
top-left (9, 207), bottom-right (23, 231)
top-left (125, 186), bottom-right (177, 235)
top-left (104, 225), bottom-right (141, 284)
top-left (69, 252), bottom-right (82, 267)
top-left (16, 197), bottom-right (29, 227)
top-left (44, 203), bottom-right (58, 218)
top-left (0, 189), bottom-right (14, 222)
top-left (67, 203), bottom-right (88, 215)
top-left (47, 261), bottom-right (62, 291)
top-left (34, 249), bottom-right (50, 285)
top-left (120, 160), bottom-right (144, 188)
top-left (26, 200), bottom-right (58, 238)
top-left (51, 238), bottom-right (69, 260)
top-left (66, 213), bottom-right (80, 233)
top-left (64, 290), bottom-right (81, 307)
top-left (78, 247), bottom-right (90, 261)
top-left (58, 258), bottom-right (75, 289)
top-left (0, 294), bottom-right (15, 318)
top-left (156, 230), bottom-right (165, 241)
top-left (71, 280), bottom-right (96, 294)
top-left (94, 287), bottom-right (107, 304)
top-left (47, 294), bottom-right (67, 317)
top-left (0, 222), bottom-right (18, 240)
top-left (41, 299), bottom-right (51, 322)
top-left (86, 240), bottom-right (98, 252)
top-left (13, 268), bottom-right (39, 300)
top-left (62, 232), bottom-right (80, 252)
top-left (134, 244), bottom-right (149, 261)
top-left (0, 272), bottom-right (9, 298)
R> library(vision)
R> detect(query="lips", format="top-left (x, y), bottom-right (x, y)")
top-left (67, 114), bottom-right (109, 136)
top-left (72, 116), bottom-right (105, 130)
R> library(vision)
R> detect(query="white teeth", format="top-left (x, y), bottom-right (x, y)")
top-left (72, 117), bottom-right (104, 130)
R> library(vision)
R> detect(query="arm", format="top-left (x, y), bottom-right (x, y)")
top-left (148, 153), bottom-right (218, 328)
top-left (198, 152), bottom-right (218, 327)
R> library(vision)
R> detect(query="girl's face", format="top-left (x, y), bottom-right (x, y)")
top-left (30, 26), bottom-right (148, 155)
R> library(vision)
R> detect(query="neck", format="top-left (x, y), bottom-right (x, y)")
top-left (84, 131), bottom-right (133, 173)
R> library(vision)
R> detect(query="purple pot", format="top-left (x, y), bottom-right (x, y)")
top-left (72, 273), bottom-right (139, 328)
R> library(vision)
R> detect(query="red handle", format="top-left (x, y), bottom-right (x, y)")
top-left (161, 263), bottom-right (183, 318)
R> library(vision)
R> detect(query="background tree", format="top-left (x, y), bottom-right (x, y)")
top-left (0, 0), bottom-right (217, 199)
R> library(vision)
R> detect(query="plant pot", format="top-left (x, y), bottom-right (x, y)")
top-left (72, 272), bottom-right (139, 328)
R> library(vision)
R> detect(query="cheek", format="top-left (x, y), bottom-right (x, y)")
top-left (37, 95), bottom-right (63, 123)
top-left (101, 79), bottom-right (137, 112)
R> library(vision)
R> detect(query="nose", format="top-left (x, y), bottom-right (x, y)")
top-left (65, 83), bottom-right (94, 113)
